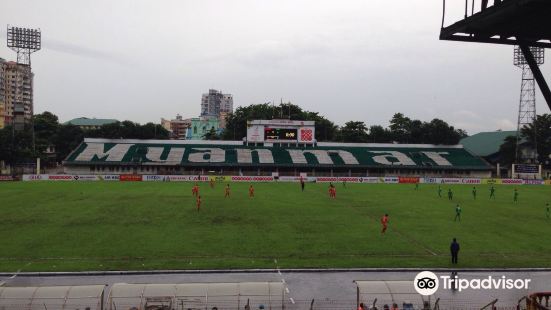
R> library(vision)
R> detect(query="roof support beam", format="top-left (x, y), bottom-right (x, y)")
top-left (519, 44), bottom-right (551, 111)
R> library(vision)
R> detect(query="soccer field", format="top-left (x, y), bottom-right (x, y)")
top-left (1, 181), bottom-right (550, 272)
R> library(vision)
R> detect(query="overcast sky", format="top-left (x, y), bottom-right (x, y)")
top-left (1, 0), bottom-right (549, 135)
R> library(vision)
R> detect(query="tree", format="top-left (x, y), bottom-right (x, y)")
top-left (389, 113), bottom-right (412, 143)
top-left (139, 122), bottom-right (170, 139)
top-left (408, 119), bottom-right (425, 144)
top-left (222, 103), bottom-right (274, 140)
top-left (304, 112), bottom-right (338, 142)
top-left (86, 121), bottom-right (169, 139)
top-left (203, 127), bottom-right (220, 140)
top-left (55, 124), bottom-right (84, 162)
top-left (0, 111), bottom-right (173, 167)
top-left (498, 135), bottom-right (518, 166)
top-left (521, 114), bottom-right (551, 166)
top-left (423, 118), bottom-right (466, 145)
top-left (0, 124), bottom-right (36, 165)
top-left (368, 125), bottom-right (392, 143)
top-left (33, 112), bottom-right (61, 164)
top-left (222, 103), bottom-right (338, 141)
top-left (337, 121), bottom-right (369, 142)
top-left (387, 114), bottom-right (465, 145)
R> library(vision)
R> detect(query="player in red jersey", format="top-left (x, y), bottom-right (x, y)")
top-left (249, 185), bottom-right (255, 198)
top-left (328, 183), bottom-right (336, 198)
top-left (196, 195), bottom-right (201, 212)
top-left (224, 184), bottom-right (231, 198)
top-left (381, 214), bottom-right (389, 234)
top-left (192, 183), bottom-right (199, 197)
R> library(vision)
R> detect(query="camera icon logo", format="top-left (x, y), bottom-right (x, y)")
top-left (414, 271), bottom-right (439, 296)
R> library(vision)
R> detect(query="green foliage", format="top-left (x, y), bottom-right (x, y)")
top-left (203, 127), bottom-right (220, 140)
top-left (337, 121), bottom-right (369, 143)
top-left (0, 124), bottom-right (36, 164)
top-left (221, 103), bottom-right (338, 141)
top-left (368, 125), bottom-right (392, 143)
top-left (0, 112), bottom-right (170, 165)
top-left (498, 135), bottom-right (518, 166)
top-left (496, 113), bottom-right (551, 166)
top-left (0, 182), bottom-right (550, 271)
top-left (521, 114), bottom-right (551, 166)
top-left (221, 104), bottom-right (465, 144)
top-left (55, 124), bottom-right (85, 162)
top-left (388, 113), bottom-right (466, 144)
top-left (85, 121), bottom-right (169, 140)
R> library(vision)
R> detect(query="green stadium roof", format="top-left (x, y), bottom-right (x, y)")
top-left (460, 130), bottom-right (517, 157)
top-left (65, 117), bottom-right (119, 127)
top-left (64, 138), bottom-right (491, 170)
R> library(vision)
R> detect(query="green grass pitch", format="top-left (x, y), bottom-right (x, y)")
top-left (1, 181), bottom-right (550, 271)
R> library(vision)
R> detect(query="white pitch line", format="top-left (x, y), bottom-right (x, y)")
top-left (274, 258), bottom-right (294, 304)
top-left (0, 269), bottom-right (21, 287)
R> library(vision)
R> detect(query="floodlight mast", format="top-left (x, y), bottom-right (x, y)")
top-left (6, 25), bottom-right (42, 160)
top-left (513, 46), bottom-right (544, 163)
top-left (7, 25), bottom-right (41, 66)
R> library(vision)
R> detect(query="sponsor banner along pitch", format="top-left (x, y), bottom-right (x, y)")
top-left (20, 174), bottom-right (548, 185)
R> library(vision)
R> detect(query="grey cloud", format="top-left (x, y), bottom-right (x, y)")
top-left (43, 38), bottom-right (131, 65)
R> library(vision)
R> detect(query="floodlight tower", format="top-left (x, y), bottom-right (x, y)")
top-left (7, 26), bottom-right (41, 66)
top-left (513, 46), bottom-right (544, 163)
top-left (6, 25), bottom-right (41, 130)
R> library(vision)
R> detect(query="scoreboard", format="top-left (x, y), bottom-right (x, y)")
top-left (512, 164), bottom-right (541, 178)
top-left (514, 164), bottom-right (539, 174)
top-left (247, 119), bottom-right (315, 144)
top-left (265, 128), bottom-right (297, 140)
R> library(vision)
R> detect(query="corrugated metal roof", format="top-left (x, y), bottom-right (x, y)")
top-left (0, 285), bottom-right (105, 309)
top-left (108, 282), bottom-right (285, 310)
top-left (460, 130), bottom-right (517, 157)
top-left (65, 117), bottom-right (119, 126)
top-left (354, 280), bottom-right (424, 307)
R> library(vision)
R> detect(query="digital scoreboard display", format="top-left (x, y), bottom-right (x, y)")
top-left (515, 164), bottom-right (539, 174)
top-left (264, 128), bottom-right (297, 140)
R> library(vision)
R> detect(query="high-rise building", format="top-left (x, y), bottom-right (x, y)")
top-left (201, 89), bottom-right (233, 117)
top-left (0, 58), bottom-right (34, 128)
top-left (0, 58), bottom-right (5, 129)
top-left (161, 114), bottom-right (192, 140)
top-left (187, 117), bottom-right (220, 140)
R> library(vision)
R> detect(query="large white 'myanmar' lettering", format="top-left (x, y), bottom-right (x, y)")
top-left (236, 149), bottom-right (274, 164)
top-left (75, 143), bottom-right (133, 162)
top-left (422, 151), bottom-right (452, 166)
top-left (145, 147), bottom-right (186, 164)
top-left (288, 150), bottom-right (330, 164)
top-left (188, 148), bottom-right (225, 163)
top-left (369, 151), bottom-right (416, 166)
top-left (287, 150), bottom-right (360, 165)
top-left (328, 150), bottom-right (359, 165)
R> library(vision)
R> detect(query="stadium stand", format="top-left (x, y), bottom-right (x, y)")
top-left (63, 138), bottom-right (492, 177)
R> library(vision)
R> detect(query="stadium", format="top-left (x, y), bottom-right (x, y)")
top-left (60, 137), bottom-right (492, 178)
top-left (3, 118), bottom-right (551, 309)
